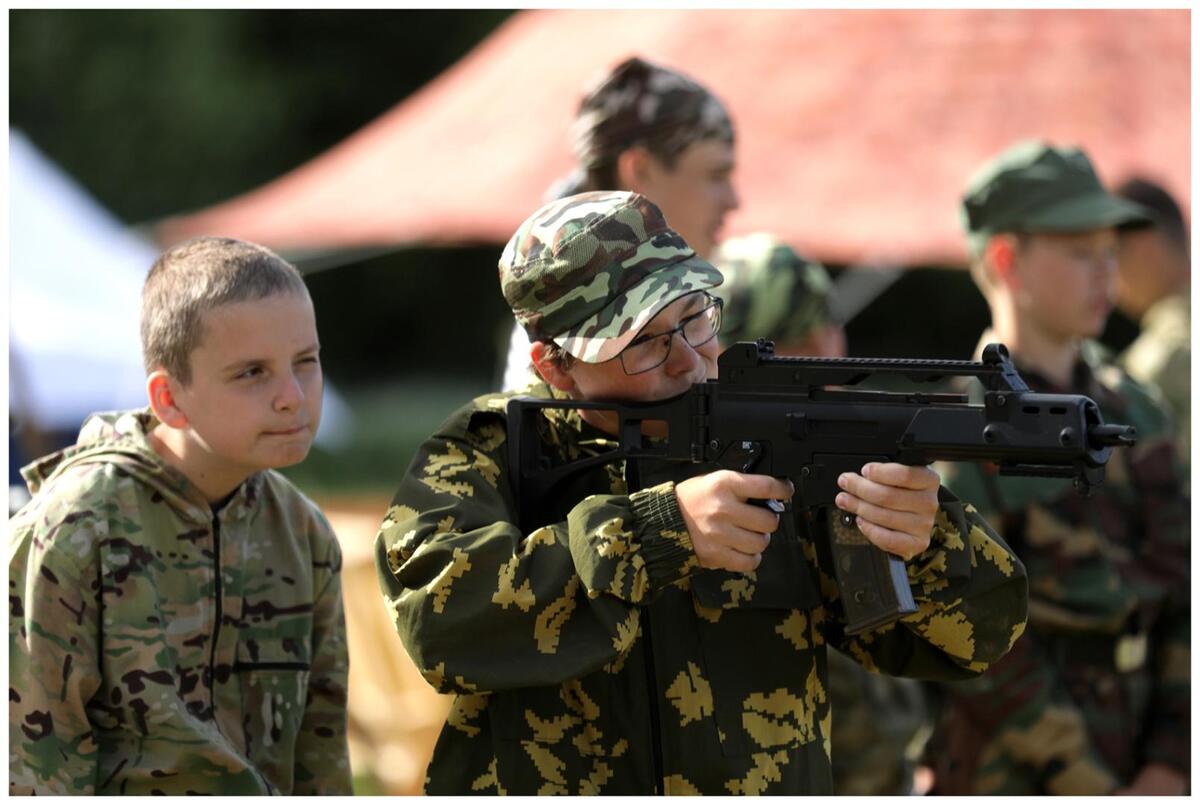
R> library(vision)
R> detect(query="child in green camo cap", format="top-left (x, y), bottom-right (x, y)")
top-left (377, 189), bottom-right (1027, 795)
top-left (926, 140), bottom-right (1188, 796)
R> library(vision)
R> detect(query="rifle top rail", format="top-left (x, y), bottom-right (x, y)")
top-left (721, 340), bottom-right (1029, 391)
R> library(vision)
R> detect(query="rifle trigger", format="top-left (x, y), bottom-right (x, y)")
top-left (735, 440), bottom-right (763, 473)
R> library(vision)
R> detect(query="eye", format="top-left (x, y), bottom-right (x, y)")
top-left (235, 366), bottom-right (264, 381)
top-left (628, 331), bottom-right (663, 349)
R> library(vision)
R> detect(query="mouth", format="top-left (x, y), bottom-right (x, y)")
top-left (263, 425), bottom-right (309, 437)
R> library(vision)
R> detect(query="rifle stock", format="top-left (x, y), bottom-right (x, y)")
top-left (508, 340), bottom-right (1135, 635)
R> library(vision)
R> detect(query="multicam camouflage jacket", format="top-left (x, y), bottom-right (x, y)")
top-left (928, 338), bottom-right (1190, 795)
top-left (8, 409), bottom-right (352, 795)
top-left (375, 380), bottom-right (1028, 795)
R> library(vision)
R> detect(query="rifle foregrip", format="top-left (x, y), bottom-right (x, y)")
top-left (826, 510), bottom-right (917, 635)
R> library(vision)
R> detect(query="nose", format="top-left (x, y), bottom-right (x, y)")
top-left (274, 372), bottom-right (304, 412)
top-left (663, 331), bottom-right (703, 377)
top-left (726, 180), bottom-right (741, 213)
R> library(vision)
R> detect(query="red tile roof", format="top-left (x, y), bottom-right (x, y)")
top-left (158, 9), bottom-right (1189, 267)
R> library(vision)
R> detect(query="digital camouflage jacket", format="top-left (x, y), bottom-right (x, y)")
top-left (9, 409), bottom-right (352, 795)
top-left (929, 337), bottom-right (1190, 794)
top-left (375, 381), bottom-right (1028, 795)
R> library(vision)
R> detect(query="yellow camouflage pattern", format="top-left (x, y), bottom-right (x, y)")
top-left (374, 380), bottom-right (1027, 794)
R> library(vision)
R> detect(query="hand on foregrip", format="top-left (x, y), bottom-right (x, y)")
top-left (833, 462), bottom-right (940, 561)
top-left (675, 470), bottom-right (795, 573)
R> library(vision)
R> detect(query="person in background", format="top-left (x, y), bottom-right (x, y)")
top-left (9, 237), bottom-right (352, 794)
top-left (502, 56), bottom-right (739, 391)
top-left (711, 232), bottom-right (847, 358)
top-left (1112, 176), bottom-right (1190, 470)
top-left (925, 141), bottom-right (1189, 795)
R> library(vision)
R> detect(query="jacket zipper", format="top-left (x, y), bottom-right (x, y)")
top-left (208, 512), bottom-right (223, 718)
top-left (626, 457), bottom-right (666, 795)
top-left (641, 604), bottom-right (665, 794)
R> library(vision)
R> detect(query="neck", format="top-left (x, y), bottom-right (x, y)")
top-left (988, 309), bottom-right (1081, 388)
top-left (149, 424), bottom-right (249, 504)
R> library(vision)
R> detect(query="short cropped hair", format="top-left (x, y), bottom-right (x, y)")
top-left (1114, 177), bottom-right (1189, 254)
top-left (141, 236), bottom-right (308, 384)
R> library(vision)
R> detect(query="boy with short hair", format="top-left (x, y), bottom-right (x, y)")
top-left (926, 142), bottom-right (1189, 795)
top-left (9, 236), bottom-right (352, 794)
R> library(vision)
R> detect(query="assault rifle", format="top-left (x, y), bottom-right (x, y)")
top-left (507, 340), bottom-right (1136, 635)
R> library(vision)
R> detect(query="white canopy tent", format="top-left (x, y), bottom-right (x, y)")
top-left (8, 130), bottom-right (350, 448)
top-left (9, 129), bottom-right (151, 432)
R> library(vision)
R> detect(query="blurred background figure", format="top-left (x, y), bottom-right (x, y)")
top-left (712, 233), bottom-right (846, 357)
top-left (1112, 177), bottom-right (1191, 470)
top-left (926, 141), bottom-right (1189, 796)
top-left (501, 55), bottom-right (739, 390)
top-left (712, 233), bottom-right (932, 796)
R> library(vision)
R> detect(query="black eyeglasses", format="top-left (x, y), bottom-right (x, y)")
top-left (618, 293), bottom-right (723, 375)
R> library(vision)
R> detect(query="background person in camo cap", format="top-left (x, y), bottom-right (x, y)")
top-left (502, 56), bottom-right (739, 390)
top-left (712, 232), bottom-right (934, 796)
top-left (376, 190), bottom-right (1027, 794)
top-left (924, 141), bottom-right (1189, 795)
top-left (712, 233), bottom-right (847, 357)
top-left (1112, 176), bottom-right (1191, 474)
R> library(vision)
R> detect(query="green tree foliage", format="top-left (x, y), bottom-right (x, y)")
top-left (10, 9), bottom-right (511, 223)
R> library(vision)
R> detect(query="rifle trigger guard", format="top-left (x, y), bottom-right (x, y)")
top-left (720, 439), bottom-right (763, 473)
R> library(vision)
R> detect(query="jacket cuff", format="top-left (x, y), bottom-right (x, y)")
top-left (629, 481), bottom-right (697, 592)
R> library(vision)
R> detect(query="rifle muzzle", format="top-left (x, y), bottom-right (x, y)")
top-left (1088, 423), bottom-right (1137, 450)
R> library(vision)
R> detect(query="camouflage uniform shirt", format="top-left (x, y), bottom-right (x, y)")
top-left (375, 381), bottom-right (1028, 795)
top-left (1120, 292), bottom-right (1190, 468)
top-left (9, 409), bottom-right (352, 795)
top-left (929, 336), bottom-right (1190, 794)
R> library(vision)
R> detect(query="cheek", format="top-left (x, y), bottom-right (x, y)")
top-left (699, 341), bottom-right (721, 376)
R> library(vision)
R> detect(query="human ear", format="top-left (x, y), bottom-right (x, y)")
top-left (984, 234), bottom-right (1020, 291)
top-left (146, 370), bottom-right (189, 429)
top-left (530, 342), bottom-right (578, 393)
top-left (615, 146), bottom-right (656, 193)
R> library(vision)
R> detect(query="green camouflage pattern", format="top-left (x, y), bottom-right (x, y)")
top-left (1120, 293), bottom-right (1190, 469)
top-left (826, 648), bottom-right (929, 794)
top-left (570, 56), bottom-right (733, 172)
top-left (9, 409), bottom-right (351, 795)
top-left (961, 141), bottom-right (1151, 255)
top-left (712, 233), bottom-right (836, 345)
top-left (927, 334), bottom-right (1190, 794)
top-left (374, 379), bottom-right (1028, 794)
top-left (499, 190), bottom-right (723, 363)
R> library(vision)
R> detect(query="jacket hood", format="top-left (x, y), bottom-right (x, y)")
top-left (20, 409), bottom-right (208, 518)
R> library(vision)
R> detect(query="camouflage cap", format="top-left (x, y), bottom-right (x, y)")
top-left (499, 190), bottom-right (724, 363)
top-left (962, 140), bottom-right (1151, 253)
top-left (712, 234), bottom-right (836, 344)
top-left (570, 56), bottom-right (734, 171)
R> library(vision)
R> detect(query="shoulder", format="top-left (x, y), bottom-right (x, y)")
top-left (9, 462), bottom-right (128, 572)
top-left (438, 389), bottom-right (519, 443)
